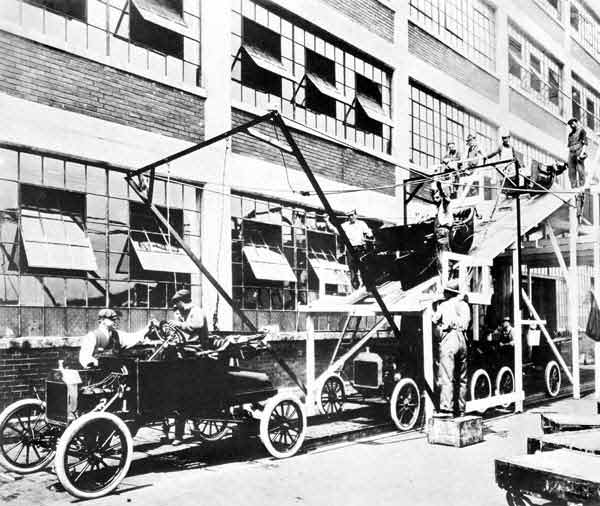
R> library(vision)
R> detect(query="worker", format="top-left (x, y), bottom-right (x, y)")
top-left (497, 316), bottom-right (515, 348)
top-left (465, 133), bottom-right (484, 173)
top-left (441, 141), bottom-right (462, 197)
top-left (168, 289), bottom-right (210, 348)
top-left (79, 309), bottom-right (154, 369)
top-left (485, 130), bottom-right (523, 197)
top-left (432, 284), bottom-right (471, 417)
top-left (431, 181), bottom-right (455, 274)
top-left (341, 209), bottom-right (373, 289)
top-left (567, 117), bottom-right (588, 189)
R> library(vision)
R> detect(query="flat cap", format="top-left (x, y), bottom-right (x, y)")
top-left (98, 308), bottom-right (119, 320)
top-left (171, 289), bottom-right (191, 305)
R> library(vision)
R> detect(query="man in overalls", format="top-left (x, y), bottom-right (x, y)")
top-left (485, 130), bottom-right (523, 197)
top-left (433, 285), bottom-right (471, 417)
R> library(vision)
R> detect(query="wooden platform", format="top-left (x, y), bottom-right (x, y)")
top-left (495, 449), bottom-right (600, 504)
top-left (427, 415), bottom-right (483, 447)
top-left (528, 428), bottom-right (600, 455)
top-left (540, 412), bottom-right (600, 434)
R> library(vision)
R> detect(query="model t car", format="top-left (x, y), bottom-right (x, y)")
top-left (0, 326), bottom-right (307, 499)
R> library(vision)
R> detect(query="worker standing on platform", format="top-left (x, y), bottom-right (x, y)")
top-left (432, 284), bottom-right (471, 417)
top-left (465, 134), bottom-right (484, 174)
top-left (567, 117), bottom-right (588, 222)
top-left (441, 141), bottom-right (462, 197)
top-left (341, 209), bottom-right (373, 290)
top-left (431, 181), bottom-right (455, 274)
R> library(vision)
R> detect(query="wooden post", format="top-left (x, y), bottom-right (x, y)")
top-left (569, 198), bottom-right (580, 399)
top-left (473, 305), bottom-right (480, 342)
top-left (306, 315), bottom-right (316, 416)
top-left (422, 306), bottom-right (435, 420)
top-left (512, 247), bottom-right (524, 412)
top-left (593, 190), bottom-right (600, 400)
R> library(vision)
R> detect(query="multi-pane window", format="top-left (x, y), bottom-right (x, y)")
top-left (570, 1), bottom-right (600, 61)
top-left (540, 0), bottom-right (561, 20)
top-left (230, 193), bottom-right (351, 331)
top-left (507, 25), bottom-right (564, 116)
top-left (572, 78), bottom-right (600, 135)
top-left (511, 136), bottom-right (555, 172)
top-left (231, 0), bottom-right (393, 154)
top-left (3, 0), bottom-right (201, 87)
top-left (409, 81), bottom-right (495, 170)
top-left (0, 146), bottom-right (202, 338)
top-left (409, 0), bottom-right (496, 71)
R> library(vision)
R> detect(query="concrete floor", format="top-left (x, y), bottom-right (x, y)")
top-left (1, 394), bottom-right (598, 506)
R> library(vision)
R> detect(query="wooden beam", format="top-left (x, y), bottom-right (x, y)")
top-left (306, 315), bottom-right (316, 416)
top-left (594, 190), bottom-right (600, 401)
top-left (422, 306), bottom-right (435, 420)
top-left (570, 198), bottom-right (580, 399)
top-left (546, 221), bottom-right (569, 281)
top-left (513, 248), bottom-right (524, 412)
top-left (522, 290), bottom-right (574, 385)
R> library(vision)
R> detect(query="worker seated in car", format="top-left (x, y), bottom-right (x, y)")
top-left (79, 309), bottom-right (156, 368)
top-left (168, 289), bottom-right (210, 348)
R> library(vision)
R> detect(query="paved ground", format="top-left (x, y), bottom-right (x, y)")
top-left (1, 395), bottom-right (598, 506)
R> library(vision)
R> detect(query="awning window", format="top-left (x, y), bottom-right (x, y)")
top-left (240, 45), bottom-right (295, 82)
top-left (309, 258), bottom-right (350, 286)
top-left (354, 95), bottom-right (393, 126)
top-left (130, 230), bottom-right (197, 274)
top-left (131, 0), bottom-right (189, 36)
top-left (21, 209), bottom-right (97, 271)
top-left (305, 73), bottom-right (352, 104)
top-left (243, 246), bottom-right (296, 283)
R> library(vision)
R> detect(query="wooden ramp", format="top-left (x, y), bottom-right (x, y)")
top-left (528, 427), bottom-right (600, 455)
top-left (496, 449), bottom-right (600, 504)
top-left (539, 413), bottom-right (600, 434)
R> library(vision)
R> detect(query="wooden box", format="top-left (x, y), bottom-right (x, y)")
top-left (427, 415), bottom-right (483, 447)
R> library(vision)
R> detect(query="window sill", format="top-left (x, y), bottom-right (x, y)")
top-left (0, 19), bottom-right (208, 101)
top-left (570, 34), bottom-right (600, 70)
top-left (232, 99), bottom-right (399, 167)
top-left (508, 83), bottom-right (566, 125)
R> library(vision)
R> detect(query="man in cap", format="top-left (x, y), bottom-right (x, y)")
top-left (465, 133), bottom-right (484, 173)
top-left (432, 282), bottom-right (471, 417)
top-left (485, 129), bottom-right (524, 196)
top-left (567, 117), bottom-right (588, 190)
top-left (340, 209), bottom-right (373, 289)
top-left (168, 289), bottom-right (210, 348)
top-left (79, 309), bottom-right (155, 368)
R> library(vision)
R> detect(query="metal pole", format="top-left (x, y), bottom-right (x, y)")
top-left (570, 196), bottom-right (580, 399)
top-left (593, 190), bottom-right (600, 401)
top-left (514, 161), bottom-right (524, 412)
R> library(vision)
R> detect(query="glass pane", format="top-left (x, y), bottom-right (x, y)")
top-left (109, 170), bottom-right (128, 198)
top-left (87, 166), bottom-right (107, 195)
top-left (0, 275), bottom-right (18, 305)
top-left (20, 276), bottom-right (45, 306)
top-left (0, 148), bottom-right (18, 180)
top-left (109, 198), bottom-right (129, 226)
top-left (87, 279), bottom-right (107, 306)
top-left (167, 182), bottom-right (183, 208)
top-left (0, 181), bottom-right (18, 212)
top-left (130, 282), bottom-right (149, 308)
top-left (183, 185), bottom-right (197, 210)
top-left (20, 153), bottom-right (42, 184)
top-left (43, 157), bottom-right (65, 187)
top-left (149, 282), bottom-right (167, 308)
top-left (42, 217), bottom-right (67, 243)
top-left (43, 277), bottom-right (65, 306)
top-left (65, 162), bottom-right (86, 192)
top-left (108, 280), bottom-right (129, 307)
top-left (66, 278), bottom-right (87, 306)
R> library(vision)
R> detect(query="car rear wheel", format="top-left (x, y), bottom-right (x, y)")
top-left (470, 369), bottom-right (492, 412)
top-left (316, 375), bottom-right (345, 416)
top-left (259, 394), bottom-right (306, 459)
top-left (495, 367), bottom-right (515, 408)
top-left (390, 378), bottom-right (421, 431)
top-left (55, 412), bottom-right (133, 499)
top-left (0, 398), bottom-right (57, 473)
top-left (545, 360), bottom-right (561, 397)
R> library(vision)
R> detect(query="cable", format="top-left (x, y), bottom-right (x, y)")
top-left (272, 120), bottom-right (300, 195)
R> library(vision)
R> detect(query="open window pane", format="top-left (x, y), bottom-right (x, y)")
top-left (131, 0), bottom-right (188, 35)
top-left (243, 245), bottom-right (296, 282)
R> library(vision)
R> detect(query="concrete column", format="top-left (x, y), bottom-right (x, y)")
top-left (199, 0), bottom-right (233, 329)
top-left (391, 0), bottom-right (411, 223)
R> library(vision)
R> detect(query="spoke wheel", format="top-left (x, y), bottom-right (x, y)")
top-left (193, 419), bottom-right (229, 442)
top-left (55, 412), bottom-right (133, 500)
top-left (390, 378), bottom-right (421, 431)
top-left (317, 376), bottom-right (345, 416)
top-left (470, 369), bottom-right (491, 413)
top-left (545, 360), bottom-right (561, 397)
top-left (259, 394), bottom-right (306, 459)
top-left (495, 367), bottom-right (515, 408)
top-left (0, 398), bottom-right (57, 473)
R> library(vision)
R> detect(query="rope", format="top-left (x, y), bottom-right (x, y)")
top-left (213, 139), bottom-right (230, 332)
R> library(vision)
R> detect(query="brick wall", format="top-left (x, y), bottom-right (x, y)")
top-left (319, 0), bottom-right (394, 42)
top-left (408, 23), bottom-right (500, 104)
top-left (0, 30), bottom-right (205, 143)
top-left (509, 88), bottom-right (565, 141)
top-left (232, 109), bottom-right (396, 196)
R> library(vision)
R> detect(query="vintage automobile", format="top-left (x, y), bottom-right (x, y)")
top-left (0, 327), bottom-right (307, 499)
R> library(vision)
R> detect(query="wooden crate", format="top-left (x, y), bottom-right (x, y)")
top-left (495, 449), bottom-right (600, 504)
top-left (427, 415), bottom-right (483, 447)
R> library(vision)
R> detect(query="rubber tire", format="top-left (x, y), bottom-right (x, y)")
top-left (0, 398), bottom-right (55, 473)
top-left (389, 378), bottom-right (421, 431)
top-left (495, 366), bottom-right (515, 408)
top-left (193, 419), bottom-right (229, 442)
top-left (55, 412), bottom-right (133, 500)
top-left (470, 368), bottom-right (492, 412)
top-left (316, 375), bottom-right (345, 416)
top-left (259, 393), bottom-right (306, 459)
top-left (544, 360), bottom-right (561, 397)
